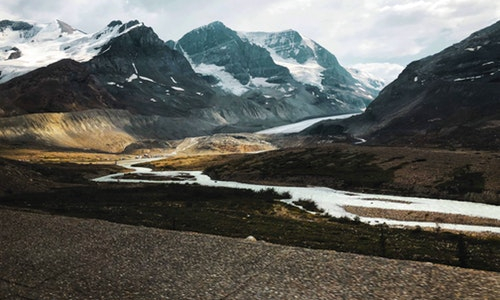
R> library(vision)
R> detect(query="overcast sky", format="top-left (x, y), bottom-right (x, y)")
top-left (1, 0), bottom-right (499, 81)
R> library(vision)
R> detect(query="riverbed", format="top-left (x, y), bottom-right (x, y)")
top-left (93, 158), bottom-right (500, 234)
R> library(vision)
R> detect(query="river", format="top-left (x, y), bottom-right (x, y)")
top-left (93, 158), bottom-right (500, 234)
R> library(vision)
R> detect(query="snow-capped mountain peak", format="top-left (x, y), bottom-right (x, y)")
top-left (240, 28), bottom-right (382, 101)
top-left (174, 21), bottom-right (379, 113)
top-left (0, 19), bottom-right (144, 83)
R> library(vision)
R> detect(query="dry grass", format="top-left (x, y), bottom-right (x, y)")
top-left (145, 153), bottom-right (247, 171)
top-left (343, 205), bottom-right (500, 227)
top-left (376, 148), bottom-right (500, 193)
top-left (0, 147), bottom-right (133, 163)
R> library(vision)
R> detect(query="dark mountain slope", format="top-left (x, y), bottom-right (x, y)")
top-left (86, 21), bottom-right (215, 117)
top-left (0, 59), bottom-right (121, 117)
top-left (176, 21), bottom-right (292, 85)
top-left (307, 20), bottom-right (500, 150)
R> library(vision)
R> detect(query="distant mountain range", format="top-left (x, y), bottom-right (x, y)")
top-left (305, 20), bottom-right (500, 150)
top-left (0, 19), bottom-right (382, 152)
top-left (2, 18), bottom-right (497, 152)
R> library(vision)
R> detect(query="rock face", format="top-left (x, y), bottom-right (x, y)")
top-left (308, 20), bottom-right (500, 150)
top-left (86, 21), bottom-right (216, 118)
top-left (175, 21), bottom-right (291, 86)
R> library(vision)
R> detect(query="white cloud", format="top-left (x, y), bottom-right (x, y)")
top-left (265, 0), bottom-right (313, 14)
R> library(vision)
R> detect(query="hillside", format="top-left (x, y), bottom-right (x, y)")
top-left (306, 20), bottom-right (500, 150)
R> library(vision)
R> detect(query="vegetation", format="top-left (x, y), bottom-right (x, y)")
top-left (292, 199), bottom-right (324, 213)
top-left (141, 153), bottom-right (246, 171)
top-left (204, 147), bottom-right (394, 191)
top-left (438, 165), bottom-right (485, 194)
top-left (170, 144), bottom-right (499, 205)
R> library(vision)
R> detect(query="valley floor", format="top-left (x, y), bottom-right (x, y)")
top-left (1, 208), bottom-right (498, 299)
top-left (0, 144), bottom-right (499, 274)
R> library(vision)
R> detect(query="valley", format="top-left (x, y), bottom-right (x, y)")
top-left (0, 132), bottom-right (499, 272)
top-left (1, 14), bottom-right (499, 298)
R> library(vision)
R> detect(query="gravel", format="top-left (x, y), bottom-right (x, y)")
top-left (1, 208), bottom-right (498, 299)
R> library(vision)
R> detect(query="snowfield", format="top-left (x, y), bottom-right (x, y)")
top-left (242, 31), bottom-right (327, 89)
top-left (0, 20), bottom-right (143, 83)
top-left (94, 159), bottom-right (500, 234)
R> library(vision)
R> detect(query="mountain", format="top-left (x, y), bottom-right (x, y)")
top-left (304, 20), bottom-right (500, 150)
top-left (0, 20), bottom-right (237, 151)
top-left (171, 21), bottom-right (379, 114)
top-left (0, 17), bottom-right (402, 153)
top-left (0, 19), bottom-right (386, 152)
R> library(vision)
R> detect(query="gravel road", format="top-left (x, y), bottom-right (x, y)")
top-left (1, 208), bottom-right (498, 299)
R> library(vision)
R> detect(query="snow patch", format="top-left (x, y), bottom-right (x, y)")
top-left (465, 46), bottom-right (482, 52)
top-left (139, 75), bottom-right (155, 83)
top-left (453, 75), bottom-right (484, 82)
top-left (171, 86), bottom-right (185, 91)
top-left (243, 32), bottom-right (325, 89)
top-left (192, 62), bottom-right (249, 96)
top-left (278, 58), bottom-right (325, 88)
top-left (250, 77), bottom-right (279, 88)
top-left (126, 73), bottom-right (138, 82)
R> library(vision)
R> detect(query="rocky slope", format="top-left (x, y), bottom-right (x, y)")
top-left (305, 20), bottom-right (500, 150)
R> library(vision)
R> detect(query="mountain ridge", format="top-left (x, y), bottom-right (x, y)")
top-left (305, 20), bottom-right (500, 150)
top-left (173, 21), bottom-right (380, 112)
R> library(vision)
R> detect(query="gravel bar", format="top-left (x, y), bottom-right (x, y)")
top-left (1, 208), bottom-right (498, 299)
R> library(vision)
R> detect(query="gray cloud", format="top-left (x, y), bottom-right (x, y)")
top-left (1, 0), bottom-right (499, 68)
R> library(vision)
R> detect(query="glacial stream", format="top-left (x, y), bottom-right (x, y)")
top-left (93, 158), bottom-right (500, 234)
